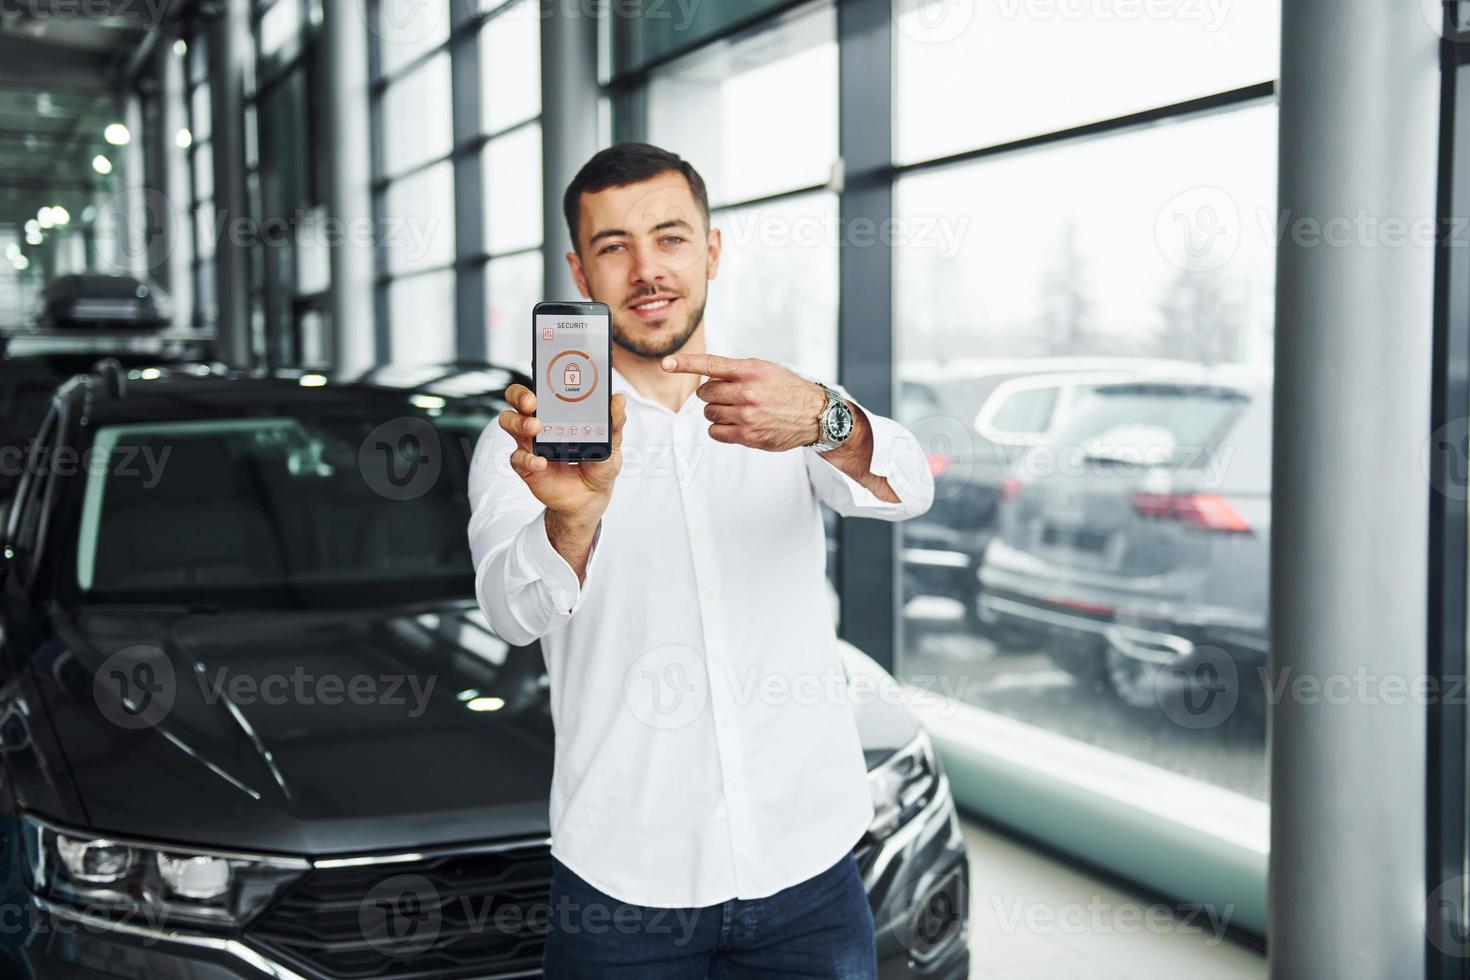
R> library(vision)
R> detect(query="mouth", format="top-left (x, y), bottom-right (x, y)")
top-left (627, 295), bottom-right (680, 321)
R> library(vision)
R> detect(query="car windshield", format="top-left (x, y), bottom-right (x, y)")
top-left (65, 409), bottom-right (494, 608)
top-left (1047, 383), bottom-right (1249, 469)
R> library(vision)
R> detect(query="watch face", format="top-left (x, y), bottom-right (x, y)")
top-left (826, 401), bottom-right (854, 441)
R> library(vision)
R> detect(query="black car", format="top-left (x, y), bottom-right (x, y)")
top-left (34, 273), bottom-right (173, 331)
top-left (0, 363), bottom-right (970, 979)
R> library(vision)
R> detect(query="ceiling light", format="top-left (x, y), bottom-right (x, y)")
top-left (175, 128), bottom-right (192, 149)
top-left (92, 155), bottom-right (112, 175)
top-left (104, 123), bottom-right (130, 146)
top-left (49, 205), bottom-right (69, 226)
top-left (4, 243), bottom-right (18, 260)
top-left (11, 256), bottom-right (28, 271)
top-left (298, 374), bottom-right (328, 387)
top-left (25, 231), bottom-right (41, 246)
top-left (37, 208), bottom-right (53, 229)
top-left (23, 219), bottom-right (38, 235)
top-left (466, 696), bottom-right (505, 713)
top-left (173, 39), bottom-right (187, 57)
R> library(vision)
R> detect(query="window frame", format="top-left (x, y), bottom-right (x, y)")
top-left (366, 0), bottom-right (546, 366)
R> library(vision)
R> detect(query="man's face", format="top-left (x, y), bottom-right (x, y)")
top-left (567, 171), bottom-right (721, 360)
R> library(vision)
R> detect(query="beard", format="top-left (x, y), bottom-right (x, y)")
top-left (610, 296), bottom-right (707, 360)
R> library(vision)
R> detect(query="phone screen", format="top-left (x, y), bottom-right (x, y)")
top-left (533, 303), bottom-right (611, 460)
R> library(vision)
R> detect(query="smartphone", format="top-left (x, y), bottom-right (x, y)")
top-left (532, 301), bottom-right (613, 463)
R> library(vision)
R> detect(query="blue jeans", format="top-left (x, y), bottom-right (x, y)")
top-left (541, 852), bottom-right (879, 979)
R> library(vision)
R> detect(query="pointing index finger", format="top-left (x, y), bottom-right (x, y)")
top-left (661, 353), bottom-right (744, 380)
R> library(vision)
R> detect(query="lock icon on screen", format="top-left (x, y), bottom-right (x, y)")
top-left (564, 363), bottom-right (581, 386)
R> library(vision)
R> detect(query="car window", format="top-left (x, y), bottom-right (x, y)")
top-left (67, 409), bottom-right (494, 607)
top-left (987, 386), bottom-right (1060, 436)
top-left (1049, 384), bottom-right (1249, 468)
top-left (897, 382), bottom-right (944, 425)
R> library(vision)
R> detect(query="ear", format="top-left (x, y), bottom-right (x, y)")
top-left (706, 226), bottom-right (722, 281)
top-left (566, 251), bottom-right (591, 299)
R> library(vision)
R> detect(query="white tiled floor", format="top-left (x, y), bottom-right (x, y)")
top-left (959, 817), bottom-right (1267, 980)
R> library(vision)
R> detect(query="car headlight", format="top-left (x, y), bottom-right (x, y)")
top-left (23, 815), bottom-right (307, 929)
top-left (867, 730), bottom-right (941, 839)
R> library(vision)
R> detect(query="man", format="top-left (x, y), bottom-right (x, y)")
top-left (467, 143), bottom-right (934, 978)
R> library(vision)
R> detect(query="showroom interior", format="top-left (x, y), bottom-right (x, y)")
top-left (0, 0), bottom-right (1462, 977)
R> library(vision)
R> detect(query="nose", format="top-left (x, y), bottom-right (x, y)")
top-left (629, 240), bottom-right (670, 291)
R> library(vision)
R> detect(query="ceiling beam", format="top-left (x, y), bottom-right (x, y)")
top-left (0, 35), bottom-right (113, 90)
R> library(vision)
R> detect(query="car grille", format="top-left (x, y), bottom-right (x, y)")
top-left (247, 840), bottom-right (552, 980)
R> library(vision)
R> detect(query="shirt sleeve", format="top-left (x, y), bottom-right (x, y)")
top-left (792, 369), bottom-right (935, 522)
top-left (466, 419), bottom-right (606, 646)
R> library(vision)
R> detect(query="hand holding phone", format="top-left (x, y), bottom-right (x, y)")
top-left (497, 383), bottom-right (626, 527)
top-left (498, 301), bottom-right (624, 527)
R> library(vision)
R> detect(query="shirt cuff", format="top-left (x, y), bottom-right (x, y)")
top-left (817, 402), bottom-right (918, 511)
top-left (519, 508), bottom-right (604, 617)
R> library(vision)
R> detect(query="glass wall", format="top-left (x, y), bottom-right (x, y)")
top-left (374, 7), bottom-right (456, 365)
top-left (893, 1), bottom-right (1280, 801)
top-left (645, 2), bottom-right (839, 381)
top-left (370, 0), bottom-right (545, 370)
top-left (480, 0), bottom-right (543, 372)
top-left (184, 34), bottom-right (218, 328)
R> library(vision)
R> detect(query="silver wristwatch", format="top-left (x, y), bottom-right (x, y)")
top-left (810, 382), bottom-right (854, 453)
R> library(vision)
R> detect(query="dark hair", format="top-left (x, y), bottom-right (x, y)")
top-left (562, 143), bottom-right (710, 251)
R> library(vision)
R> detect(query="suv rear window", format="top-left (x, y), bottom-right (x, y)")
top-left (1049, 383), bottom-right (1249, 468)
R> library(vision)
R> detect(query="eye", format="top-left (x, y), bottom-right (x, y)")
top-left (598, 242), bottom-right (627, 255)
top-left (661, 235), bottom-right (687, 247)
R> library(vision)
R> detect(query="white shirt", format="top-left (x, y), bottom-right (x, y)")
top-left (467, 364), bottom-right (934, 908)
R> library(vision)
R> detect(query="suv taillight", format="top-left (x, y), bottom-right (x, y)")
top-left (1130, 492), bottom-right (1250, 532)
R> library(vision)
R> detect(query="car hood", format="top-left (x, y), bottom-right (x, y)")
top-left (32, 602), bottom-right (918, 856)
